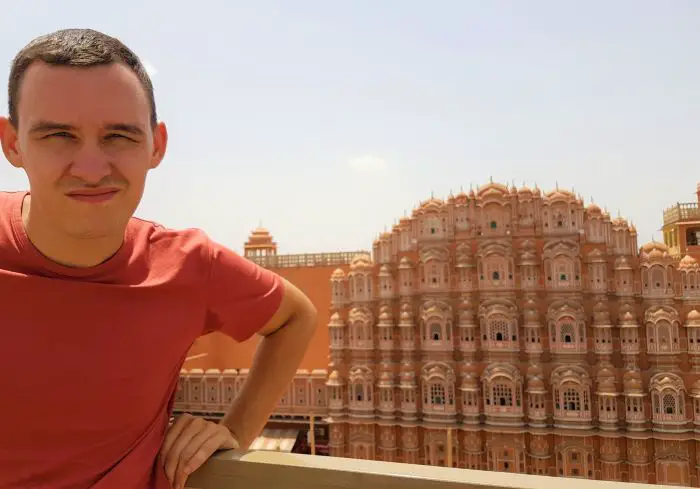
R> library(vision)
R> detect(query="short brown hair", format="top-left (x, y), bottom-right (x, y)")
top-left (8, 28), bottom-right (157, 128)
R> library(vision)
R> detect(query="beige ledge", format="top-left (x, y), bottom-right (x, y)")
top-left (186, 450), bottom-right (677, 489)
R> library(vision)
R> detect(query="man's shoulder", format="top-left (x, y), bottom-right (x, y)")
top-left (128, 216), bottom-right (214, 258)
top-left (0, 190), bottom-right (23, 211)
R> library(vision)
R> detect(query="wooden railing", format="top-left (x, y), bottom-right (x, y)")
top-left (186, 450), bottom-right (675, 489)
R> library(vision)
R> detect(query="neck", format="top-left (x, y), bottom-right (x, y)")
top-left (22, 195), bottom-right (124, 268)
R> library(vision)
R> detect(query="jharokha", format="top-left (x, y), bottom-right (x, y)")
top-left (176, 181), bottom-right (700, 486)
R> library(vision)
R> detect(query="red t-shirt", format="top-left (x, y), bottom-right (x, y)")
top-left (0, 191), bottom-right (284, 489)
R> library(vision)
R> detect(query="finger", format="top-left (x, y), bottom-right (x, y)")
top-left (174, 428), bottom-right (228, 489)
top-left (163, 416), bottom-right (206, 484)
top-left (160, 414), bottom-right (193, 465)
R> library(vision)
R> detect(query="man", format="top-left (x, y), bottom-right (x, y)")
top-left (0, 29), bottom-right (317, 489)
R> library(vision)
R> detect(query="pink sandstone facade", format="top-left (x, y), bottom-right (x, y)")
top-left (174, 180), bottom-right (700, 485)
top-left (325, 182), bottom-right (700, 486)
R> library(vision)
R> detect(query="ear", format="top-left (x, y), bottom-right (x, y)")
top-left (0, 117), bottom-right (23, 169)
top-left (149, 121), bottom-right (168, 170)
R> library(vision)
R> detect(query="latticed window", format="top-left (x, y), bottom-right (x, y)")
top-left (563, 388), bottom-right (581, 411)
top-left (430, 323), bottom-right (442, 341)
top-left (354, 383), bottom-right (364, 401)
top-left (430, 383), bottom-right (446, 405)
top-left (663, 393), bottom-right (677, 414)
top-left (491, 383), bottom-right (513, 406)
top-left (489, 319), bottom-right (510, 341)
top-left (560, 323), bottom-right (575, 343)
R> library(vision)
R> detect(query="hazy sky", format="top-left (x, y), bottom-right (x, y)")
top-left (1, 1), bottom-right (698, 254)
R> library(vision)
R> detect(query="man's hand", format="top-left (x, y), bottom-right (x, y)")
top-left (160, 413), bottom-right (239, 489)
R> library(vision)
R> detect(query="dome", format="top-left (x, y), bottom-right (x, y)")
top-left (623, 369), bottom-right (642, 381)
top-left (379, 265), bottom-right (392, 276)
top-left (597, 367), bottom-right (615, 380)
top-left (460, 373), bottom-right (478, 390)
top-left (587, 203), bottom-right (602, 215)
top-left (249, 227), bottom-right (271, 240)
top-left (640, 241), bottom-right (669, 254)
top-left (611, 216), bottom-right (629, 228)
top-left (527, 377), bottom-right (545, 392)
top-left (597, 377), bottom-right (617, 394)
top-left (545, 188), bottom-right (577, 203)
top-left (328, 312), bottom-right (344, 328)
top-left (326, 370), bottom-right (343, 386)
top-left (524, 307), bottom-right (539, 323)
top-left (458, 309), bottom-right (474, 323)
top-left (378, 308), bottom-right (392, 322)
top-left (477, 181), bottom-right (509, 197)
top-left (527, 364), bottom-right (543, 379)
top-left (379, 371), bottom-right (393, 386)
top-left (350, 253), bottom-right (373, 271)
top-left (399, 256), bottom-right (413, 269)
top-left (647, 248), bottom-right (666, 261)
top-left (623, 370), bottom-right (643, 393)
top-left (620, 311), bottom-right (637, 325)
top-left (518, 185), bottom-right (533, 196)
top-left (614, 256), bottom-right (633, 270)
top-left (688, 309), bottom-right (700, 324)
top-left (331, 268), bottom-right (345, 279)
top-left (415, 197), bottom-right (445, 215)
top-left (679, 255), bottom-right (699, 271)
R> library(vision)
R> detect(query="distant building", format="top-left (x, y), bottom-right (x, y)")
top-left (176, 181), bottom-right (700, 485)
top-left (663, 183), bottom-right (700, 261)
top-left (175, 227), bottom-right (367, 454)
top-left (325, 181), bottom-right (700, 486)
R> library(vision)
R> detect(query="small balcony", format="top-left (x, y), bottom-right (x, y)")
top-left (663, 202), bottom-right (700, 226)
top-left (187, 449), bottom-right (626, 489)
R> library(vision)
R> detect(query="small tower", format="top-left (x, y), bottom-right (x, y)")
top-left (243, 227), bottom-right (277, 260)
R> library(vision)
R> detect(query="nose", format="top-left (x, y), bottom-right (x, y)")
top-left (68, 144), bottom-right (113, 185)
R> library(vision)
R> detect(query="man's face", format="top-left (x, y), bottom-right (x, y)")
top-left (0, 62), bottom-right (167, 239)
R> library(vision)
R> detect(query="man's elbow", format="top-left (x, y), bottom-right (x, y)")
top-left (294, 292), bottom-right (318, 336)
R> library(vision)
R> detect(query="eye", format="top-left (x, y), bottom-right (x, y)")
top-left (106, 133), bottom-right (135, 142)
top-left (45, 132), bottom-right (74, 139)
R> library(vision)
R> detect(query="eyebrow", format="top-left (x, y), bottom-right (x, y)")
top-left (28, 121), bottom-right (146, 137)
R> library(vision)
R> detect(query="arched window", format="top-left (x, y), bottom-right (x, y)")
top-left (645, 306), bottom-right (681, 354)
top-left (480, 300), bottom-right (519, 352)
top-left (421, 362), bottom-right (456, 414)
top-left (348, 366), bottom-right (374, 411)
top-left (421, 300), bottom-right (453, 348)
top-left (482, 363), bottom-right (523, 418)
top-left (551, 366), bottom-right (592, 425)
top-left (548, 301), bottom-right (586, 354)
top-left (650, 372), bottom-right (686, 424)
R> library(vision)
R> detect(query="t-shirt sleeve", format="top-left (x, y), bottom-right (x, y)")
top-left (204, 241), bottom-right (285, 342)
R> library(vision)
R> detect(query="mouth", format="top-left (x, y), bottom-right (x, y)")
top-left (65, 188), bottom-right (120, 204)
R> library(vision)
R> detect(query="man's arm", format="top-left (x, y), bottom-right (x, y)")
top-left (161, 240), bottom-right (319, 488)
top-left (220, 277), bottom-right (318, 447)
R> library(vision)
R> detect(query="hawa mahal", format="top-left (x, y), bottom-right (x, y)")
top-left (176, 181), bottom-right (700, 486)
